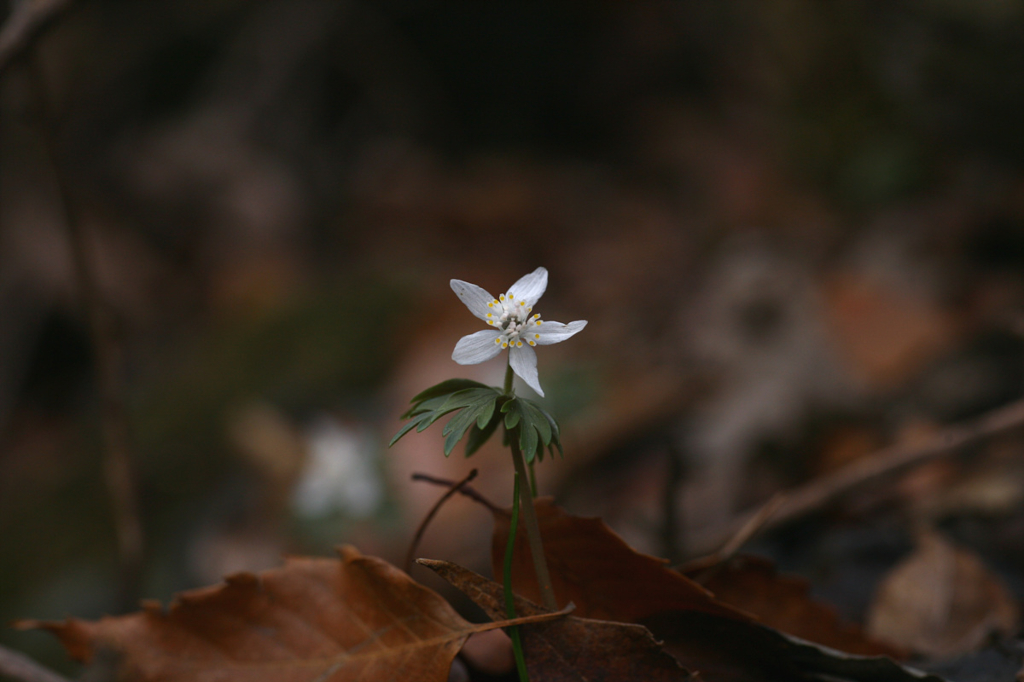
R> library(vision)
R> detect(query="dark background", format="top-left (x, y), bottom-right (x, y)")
top-left (1, 1), bottom-right (1022, 676)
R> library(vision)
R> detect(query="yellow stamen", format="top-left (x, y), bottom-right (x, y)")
top-left (501, 342), bottom-right (508, 348)
top-left (528, 340), bottom-right (535, 346)
top-left (535, 334), bottom-right (540, 339)
top-left (516, 341), bottom-right (522, 347)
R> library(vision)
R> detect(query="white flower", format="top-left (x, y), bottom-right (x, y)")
top-left (450, 267), bottom-right (587, 397)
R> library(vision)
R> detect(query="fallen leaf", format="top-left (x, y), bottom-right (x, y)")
top-left (866, 530), bottom-right (1020, 658)
top-left (823, 274), bottom-right (954, 390)
top-left (20, 546), bottom-right (561, 682)
top-left (644, 611), bottom-right (947, 682)
top-left (491, 497), bottom-right (750, 622)
top-left (682, 554), bottom-right (903, 657)
top-left (421, 558), bottom-right (694, 681)
top-left (489, 499), bottom-right (945, 682)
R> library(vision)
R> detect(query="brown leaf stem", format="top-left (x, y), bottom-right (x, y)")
top-left (404, 468), bottom-right (478, 573)
top-left (473, 602), bottom-right (576, 631)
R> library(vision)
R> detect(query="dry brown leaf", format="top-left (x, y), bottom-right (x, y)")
top-left (642, 610), bottom-right (947, 682)
top-left (421, 558), bottom-right (695, 682)
top-left (683, 555), bottom-right (903, 658)
top-left (20, 546), bottom-right (561, 682)
top-left (866, 530), bottom-right (1020, 658)
top-left (491, 497), bottom-right (751, 623)
top-left (823, 274), bottom-right (954, 390)
top-left (486, 500), bottom-right (942, 682)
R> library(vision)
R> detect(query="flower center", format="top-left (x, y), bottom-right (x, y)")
top-left (486, 293), bottom-right (542, 349)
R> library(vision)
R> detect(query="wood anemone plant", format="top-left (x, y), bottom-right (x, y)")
top-left (390, 267), bottom-right (586, 680)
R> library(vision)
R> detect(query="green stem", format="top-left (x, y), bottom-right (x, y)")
top-left (528, 460), bottom-right (538, 498)
top-left (503, 359), bottom-right (515, 395)
top-left (509, 434), bottom-right (558, 611)
top-left (504, 473), bottom-right (529, 682)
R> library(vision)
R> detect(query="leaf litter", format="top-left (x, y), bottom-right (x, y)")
top-left (18, 546), bottom-right (568, 682)
top-left (20, 486), bottom-right (1015, 681)
top-left (489, 497), bottom-right (951, 682)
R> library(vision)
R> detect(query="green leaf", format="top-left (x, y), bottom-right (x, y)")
top-left (464, 412), bottom-right (500, 457)
top-left (401, 394), bottom-right (449, 419)
top-left (420, 388), bottom-right (495, 432)
top-left (409, 378), bottom-right (491, 405)
top-left (389, 413), bottom-right (430, 447)
top-left (503, 400), bottom-right (521, 430)
top-left (440, 395), bottom-right (487, 438)
top-left (391, 381), bottom-right (502, 455)
top-left (537, 404), bottom-right (561, 440)
top-left (443, 405), bottom-right (484, 456)
top-left (519, 414), bottom-right (539, 463)
top-left (476, 397), bottom-right (497, 430)
top-left (534, 403), bottom-right (563, 457)
top-left (522, 400), bottom-right (552, 447)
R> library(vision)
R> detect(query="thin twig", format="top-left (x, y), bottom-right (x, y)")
top-left (706, 396), bottom-right (1024, 552)
top-left (0, 643), bottom-right (70, 682)
top-left (716, 492), bottom-right (786, 560)
top-left (411, 463), bottom-right (558, 611)
top-left (410, 472), bottom-right (501, 513)
top-left (681, 492), bottom-right (786, 581)
top-left (0, 0), bottom-right (75, 78)
top-left (404, 469), bottom-right (478, 573)
top-left (29, 57), bottom-right (144, 607)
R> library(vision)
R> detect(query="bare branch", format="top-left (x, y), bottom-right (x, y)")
top-left (704, 397), bottom-right (1024, 552)
top-left (404, 468), bottom-right (478, 574)
top-left (28, 58), bottom-right (144, 608)
top-left (411, 472), bottom-right (501, 513)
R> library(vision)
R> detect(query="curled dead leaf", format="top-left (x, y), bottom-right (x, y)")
top-left (488, 498), bottom-right (946, 682)
top-left (491, 497), bottom-right (750, 622)
top-left (19, 546), bottom-right (562, 682)
top-left (683, 554), bottom-right (903, 658)
top-left (866, 530), bottom-right (1020, 658)
top-left (421, 558), bottom-right (695, 681)
top-left (644, 611), bottom-right (947, 682)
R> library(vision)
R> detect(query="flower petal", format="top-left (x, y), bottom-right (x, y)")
top-left (506, 267), bottom-right (548, 308)
top-left (510, 343), bottom-right (543, 396)
top-left (451, 279), bottom-right (496, 321)
top-left (452, 330), bottom-right (503, 365)
top-left (533, 319), bottom-right (587, 345)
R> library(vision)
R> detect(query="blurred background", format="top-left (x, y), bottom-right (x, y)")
top-left (1, 0), bottom-right (1022, 675)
